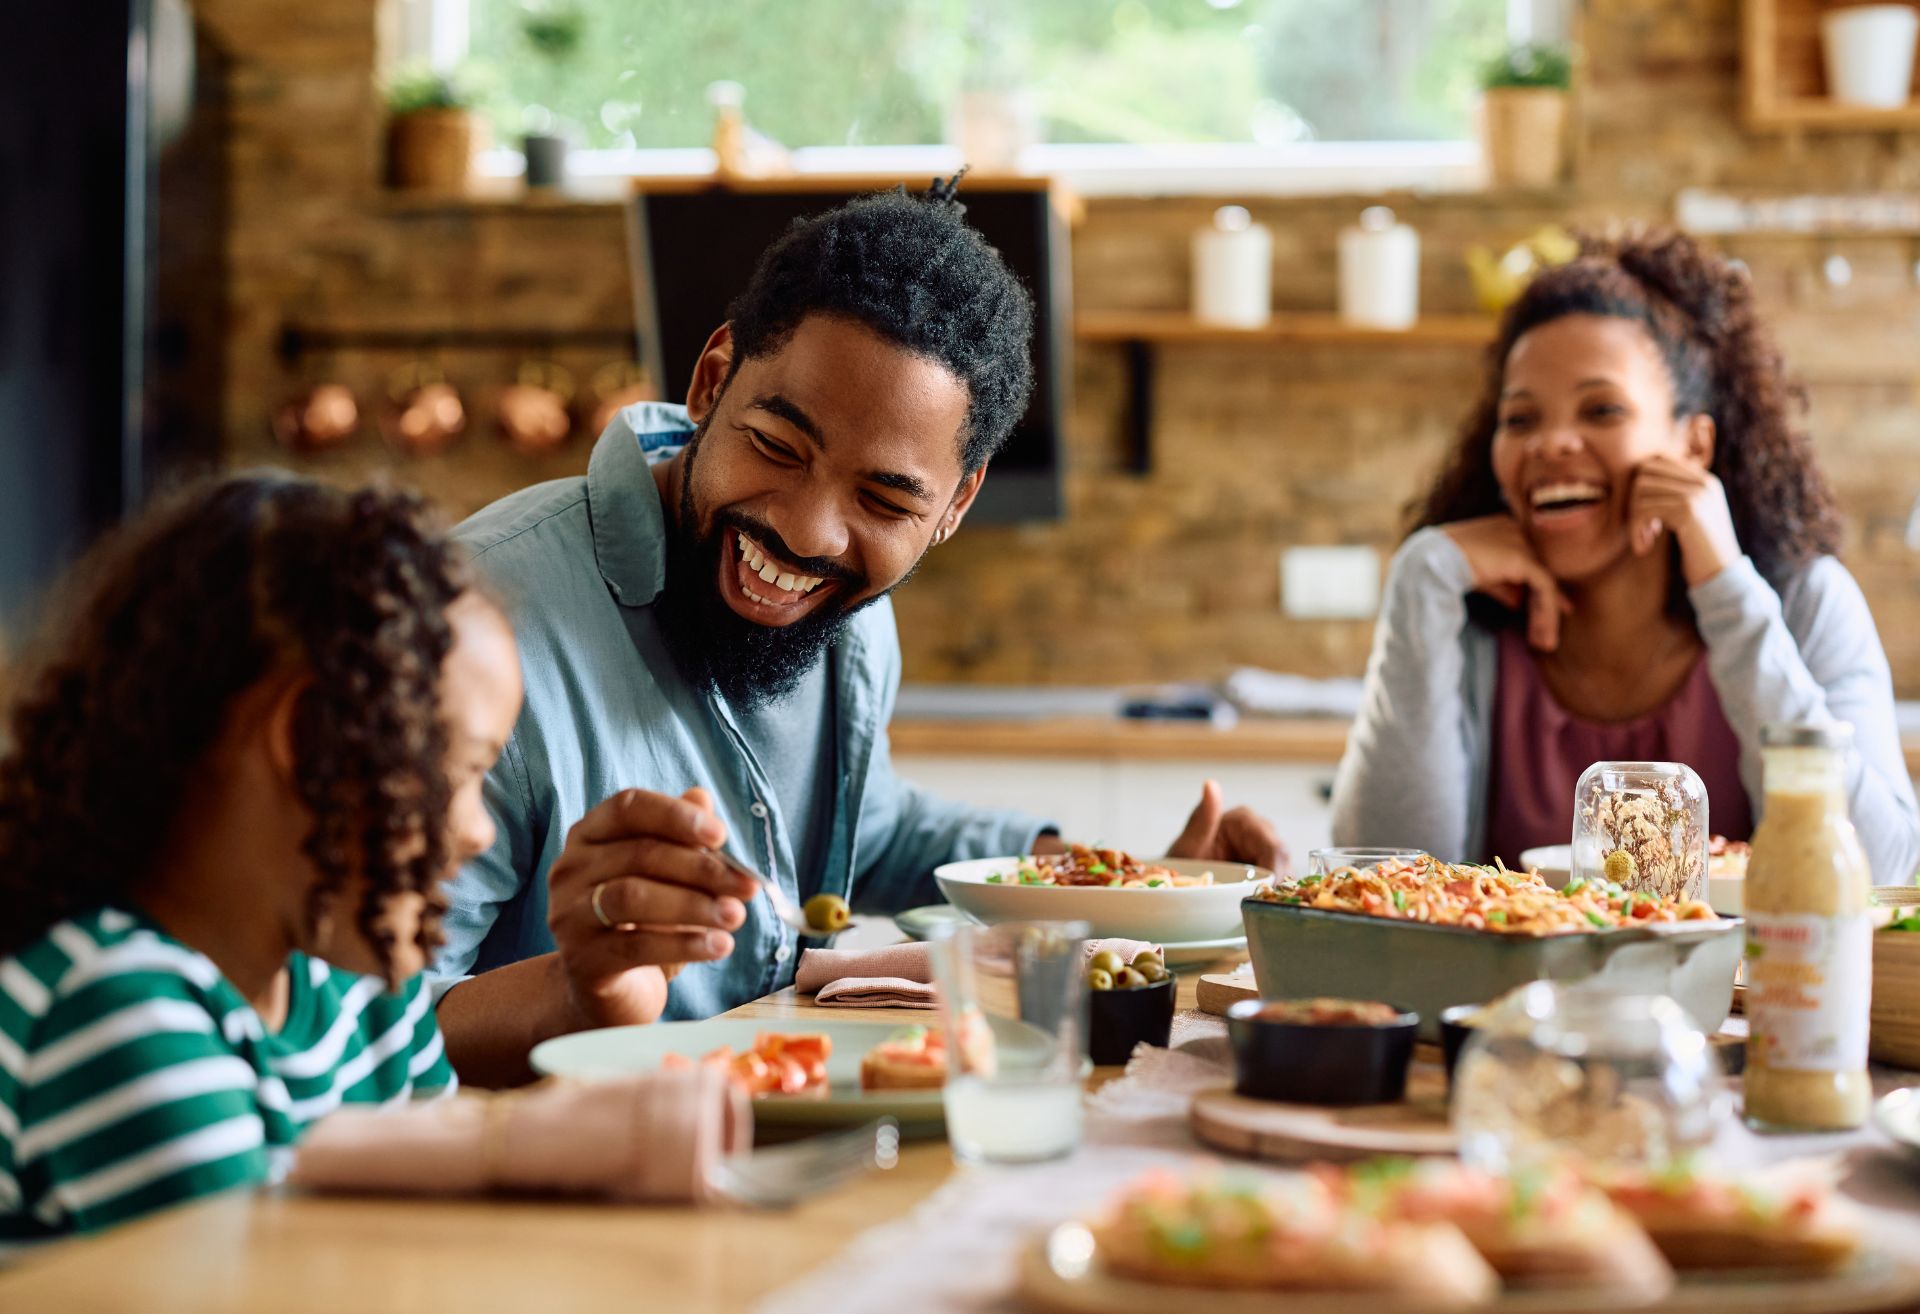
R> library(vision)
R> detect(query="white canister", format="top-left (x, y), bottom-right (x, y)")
top-left (1191, 206), bottom-right (1272, 328)
top-left (1822, 4), bottom-right (1920, 108)
top-left (1337, 206), bottom-right (1420, 330)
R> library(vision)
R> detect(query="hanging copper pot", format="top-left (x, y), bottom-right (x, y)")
top-left (498, 361), bottom-right (575, 454)
top-left (379, 361), bottom-right (466, 455)
top-left (272, 382), bottom-right (361, 452)
top-left (585, 361), bottom-right (658, 439)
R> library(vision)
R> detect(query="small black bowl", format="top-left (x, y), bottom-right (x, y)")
top-left (1226, 998), bottom-right (1419, 1105)
top-left (1088, 976), bottom-right (1176, 1065)
top-left (1438, 1002), bottom-right (1487, 1085)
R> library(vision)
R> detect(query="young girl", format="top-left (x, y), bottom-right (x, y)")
top-left (1333, 230), bottom-right (1919, 881)
top-left (0, 475), bottom-right (522, 1253)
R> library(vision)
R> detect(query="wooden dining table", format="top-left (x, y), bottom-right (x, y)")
top-left (0, 954), bottom-right (1245, 1314)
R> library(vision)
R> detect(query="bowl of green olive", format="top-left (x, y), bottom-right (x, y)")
top-left (1086, 947), bottom-right (1176, 1065)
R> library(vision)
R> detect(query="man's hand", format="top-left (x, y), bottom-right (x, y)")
top-left (545, 785), bottom-right (758, 1029)
top-left (1168, 779), bottom-right (1290, 875)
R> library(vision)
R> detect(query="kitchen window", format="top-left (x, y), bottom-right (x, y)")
top-left (394, 0), bottom-right (1568, 195)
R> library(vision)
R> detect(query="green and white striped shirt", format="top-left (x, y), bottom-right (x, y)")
top-left (0, 907), bottom-right (455, 1257)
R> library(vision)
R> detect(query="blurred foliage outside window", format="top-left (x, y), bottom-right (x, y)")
top-left (461, 0), bottom-right (1512, 151)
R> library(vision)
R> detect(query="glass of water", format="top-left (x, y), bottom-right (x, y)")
top-left (927, 919), bottom-right (1089, 1165)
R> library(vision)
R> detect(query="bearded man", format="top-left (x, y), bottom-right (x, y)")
top-left (431, 181), bottom-right (1284, 1085)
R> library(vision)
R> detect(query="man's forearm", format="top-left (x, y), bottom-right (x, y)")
top-left (434, 953), bottom-right (582, 1089)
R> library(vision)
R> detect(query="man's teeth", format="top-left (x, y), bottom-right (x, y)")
top-left (735, 532), bottom-right (825, 594)
top-left (1529, 481), bottom-right (1606, 509)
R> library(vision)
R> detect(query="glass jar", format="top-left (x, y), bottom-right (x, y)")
top-left (1571, 761), bottom-right (1709, 902)
top-left (1744, 722), bottom-right (1873, 1132)
top-left (1451, 982), bottom-right (1729, 1175)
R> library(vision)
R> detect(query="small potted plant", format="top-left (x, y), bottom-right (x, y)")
top-left (1479, 43), bottom-right (1573, 189)
top-left (519, 1), bottom-right (587, 189)
top-left (386, 65), bottom-right (479, 192)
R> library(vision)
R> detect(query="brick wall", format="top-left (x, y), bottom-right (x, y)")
top-left (168, 0), bottom-right (1920, 693)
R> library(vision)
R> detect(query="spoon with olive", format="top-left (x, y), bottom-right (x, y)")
top-left (711, 848), bottom-right (852, 937)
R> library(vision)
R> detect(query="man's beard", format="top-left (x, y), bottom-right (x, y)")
top-left (656, 429), bottom-right (895, 709)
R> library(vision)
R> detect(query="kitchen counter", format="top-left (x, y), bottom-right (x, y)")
top-left (888, 715), bottom-right (1351, 764)
top-left (891, 710), bottom-right (1920, 774)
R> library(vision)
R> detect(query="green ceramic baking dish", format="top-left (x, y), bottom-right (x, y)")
top-left (1240, 897), bottom-right (1743, 1040)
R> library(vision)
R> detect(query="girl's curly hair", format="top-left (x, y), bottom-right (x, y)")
top-left (0, 474), bottom-right (472, 979)
top-left (1412, 228), bottom-right (1843, 585)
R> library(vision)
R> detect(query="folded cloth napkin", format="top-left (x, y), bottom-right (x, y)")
top-left (796, 943), bottom-right (937, 1007)
top-left (287, 1067), bottom-right (751, 1204)
top-left (796, 937), bottom-right (1166, 1009)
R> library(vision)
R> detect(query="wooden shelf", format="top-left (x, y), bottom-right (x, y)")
top-left (1078, 309), bottom-right (1495, 474)
top-left (1076, 309), bottom-right (1495, 347)
top-left (1743, 0), bottom-right (1920, 133)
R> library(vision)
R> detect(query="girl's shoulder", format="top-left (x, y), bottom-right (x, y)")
top-left (1, 908), bottom-right (235, 1047)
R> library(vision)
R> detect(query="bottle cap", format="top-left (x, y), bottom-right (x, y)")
top-left (1760, 721), bottom-right (1853, 750)
top-left (1359, 205), bottom-right (1396, 232)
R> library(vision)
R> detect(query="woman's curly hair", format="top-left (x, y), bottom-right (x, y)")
top-left (0, 474), bottom-right (472, 980)
top-left (1412, 228), bottom-right (1843, 586)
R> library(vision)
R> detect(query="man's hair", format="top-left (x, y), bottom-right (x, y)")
top-left (724, 174), bottom-right (1036, 476)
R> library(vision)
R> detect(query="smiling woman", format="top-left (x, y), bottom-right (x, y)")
top-left (1331, 229), bottom-right (1920, 884)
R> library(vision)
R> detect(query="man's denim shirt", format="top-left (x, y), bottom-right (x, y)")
top-left (429, 403), bottom-right (1046, 1020)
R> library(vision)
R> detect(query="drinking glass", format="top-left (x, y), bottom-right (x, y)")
top-left (1307, 847), bottom-right (1427, 876)
top-left (927, 919), bottom-right (1089, 1165)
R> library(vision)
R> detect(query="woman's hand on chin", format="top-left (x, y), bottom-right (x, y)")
top-left (1441, 514), bottom-right (1571, 652)
top-left (1628, 455), bottom-right (1740, 586)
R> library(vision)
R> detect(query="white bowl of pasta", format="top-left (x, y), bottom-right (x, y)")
top-left (933, 847), bottom-right (1273, 942)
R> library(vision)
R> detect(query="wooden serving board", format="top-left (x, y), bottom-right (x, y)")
top-left (1190, 1059), bottom-right (1457, 1162)
top-left (1196, 971), bottom-right (1258, 1017)
top-left (1019, 1234), bottom-right (1920, 1314)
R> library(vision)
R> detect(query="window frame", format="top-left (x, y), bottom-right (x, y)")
top-left (421, 0), bottom-right (1569, 198)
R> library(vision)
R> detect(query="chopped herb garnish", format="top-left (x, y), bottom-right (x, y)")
top-left (1887, 912), bottom-right (1920, 933)
top-left (1146, 878), bottom-right (1166, 888)
top-left (1487, 910), bottom-right (1507, 925)
top-left (1563, 876), bottom-right (1587, 895)
top-left (1585, 909), bottom-right (1609, 928)
top-left (986, 873), bottom-right (1004, 884)
top-left (1087, 862), bottom-right (1110, 875)
top-left (1300, 874), bottom-right (1323, 887)
top-left (1391, 888), bottom-right (1407, 911)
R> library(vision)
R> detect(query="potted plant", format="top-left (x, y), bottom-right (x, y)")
top-left (1479, 43), bottom-right (1573, 189)
top-left (519, 1), bottom-right (587, 189)
top-left (387, 66), bottom-right (479, 192)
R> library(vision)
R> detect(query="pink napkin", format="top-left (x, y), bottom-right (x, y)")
top-left (287, 1067), bottom-right (751, 1204)
top-left (796, 943), bottom-right (937, 1008)
top-left (795, 937), bottom-right (1165, 1009)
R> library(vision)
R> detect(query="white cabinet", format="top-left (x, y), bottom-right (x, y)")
top-left (891, 752), bottom-right (1336, 870)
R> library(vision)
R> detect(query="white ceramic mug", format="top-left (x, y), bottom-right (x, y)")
top-left (1823, 4), bottom-right (1920, 108)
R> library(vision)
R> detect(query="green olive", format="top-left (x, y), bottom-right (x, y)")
top-left (1114, 966), bottom-right (1147, 990)
top-left (1088, 950), bottom-right (1125, 976)
top-left (1130, 950), bottom-right (1164, 971)
top-left (1087, 968), bottom-right (1115, 992)
top-left (803, 893), bottom-right (851, 934)
top-left (1137, 963), bottom-right (1170, 984)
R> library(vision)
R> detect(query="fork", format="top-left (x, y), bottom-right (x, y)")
top-left (706, 1117), bottom-right (901, 1208)
top-left (711, 847), bottom-right (819, 936)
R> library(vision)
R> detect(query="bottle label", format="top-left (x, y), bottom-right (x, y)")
top-left (1745, 912), bottom-right (1872, 1072)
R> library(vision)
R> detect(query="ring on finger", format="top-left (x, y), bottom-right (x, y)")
top-left (590, 881), bottom-right (622, 930)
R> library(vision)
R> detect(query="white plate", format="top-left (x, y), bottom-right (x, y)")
top-left (530, 1017), bottom-right (949, 1129)
top-left (933, 856), bottom-right (1272, 942)
top-left (1518, 842), bottom-right (1745, 915)
top-left (893, 903), bottom-right (1245, 966)
top-left (1876, 1087), bottom-right (1920, 1163)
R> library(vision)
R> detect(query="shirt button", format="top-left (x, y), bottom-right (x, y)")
top-left (749, 800), bottom-right (769, 819)
top-left (774, 943), bottom-right (792, 962)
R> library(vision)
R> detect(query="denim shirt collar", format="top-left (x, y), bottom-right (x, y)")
top-left (585, 401), bottom-right (694, 608)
